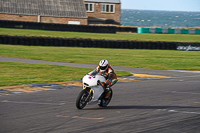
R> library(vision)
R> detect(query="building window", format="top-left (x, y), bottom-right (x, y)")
top-left (85, 3), bottom-right (94, 12)
top-left (101, 4), bottom-right (115, 13)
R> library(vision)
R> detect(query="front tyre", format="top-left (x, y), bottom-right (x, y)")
top-left (76, 90), bottom-right (88, 109)
top-left (98, 89), bottom-right (113, 107)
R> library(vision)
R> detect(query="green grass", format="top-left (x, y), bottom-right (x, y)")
top-left (0, 62), bottom-right (131, 86)
top-left (0, 28), bottom-right (200, 86)
top-left (0, 28), bottom-right (200, 42)
top-left (1, 44), bottom-right (200, 71)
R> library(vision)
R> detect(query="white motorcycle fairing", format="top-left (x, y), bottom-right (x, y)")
top-left (76, 72), bottom-right (113, 109)
top-left (82, 74), bottom-right (106, 101)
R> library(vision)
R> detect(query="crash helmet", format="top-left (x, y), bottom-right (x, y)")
top-left (99, 59), bottom-right (108, 72)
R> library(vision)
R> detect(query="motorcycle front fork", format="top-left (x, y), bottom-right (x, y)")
top-left (84, 87), bottom-right (93, 102)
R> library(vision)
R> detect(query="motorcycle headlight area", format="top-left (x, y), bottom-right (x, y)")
top-left (84, 82), bottom-right (89, 86)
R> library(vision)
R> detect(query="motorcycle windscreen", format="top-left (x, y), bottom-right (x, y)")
top-left (92, 86), bottom-right (104, 101)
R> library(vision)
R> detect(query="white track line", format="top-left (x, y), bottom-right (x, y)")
top-left (168, 70), bottom-right (200, 74)
top-left (166, 91), bottom-right (200, 95)
top-left (168, 110), bottom-right (200, 114)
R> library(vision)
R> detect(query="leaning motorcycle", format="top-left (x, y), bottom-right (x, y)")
top-left (76, 73), bottom-right (113, 109)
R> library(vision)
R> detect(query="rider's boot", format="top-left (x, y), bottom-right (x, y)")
top-left (105, 88), bottom-right (111, 99)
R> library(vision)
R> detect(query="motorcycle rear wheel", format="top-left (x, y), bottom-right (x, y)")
top-left (98, 89), bottom-right (113, 107)
top-left (76, 90), bottom-right (88, 109)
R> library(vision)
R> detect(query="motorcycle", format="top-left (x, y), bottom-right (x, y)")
top-left (76, 73), bottom-right (113, 109)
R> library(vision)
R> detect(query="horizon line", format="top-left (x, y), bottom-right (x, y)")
top-left (121, 8), bottom-right (200, 12)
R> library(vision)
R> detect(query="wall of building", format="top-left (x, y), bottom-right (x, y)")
top-left (85, 2), bottom-right (121, 25)
top-left (0, 14), bottom-right (37, 22)
top-left (0, 14), bottom-right (88, 25)
top-left (41, 16), bottom-right (88, 25)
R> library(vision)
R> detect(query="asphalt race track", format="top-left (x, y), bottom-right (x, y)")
top-left (0, 57), bottom-right (200, 133)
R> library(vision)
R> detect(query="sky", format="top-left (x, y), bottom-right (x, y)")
top-left (121, 0), bottom-right (200, 12)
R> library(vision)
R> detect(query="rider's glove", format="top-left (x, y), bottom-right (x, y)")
top-left (101, 82), bottom-right (106, 87)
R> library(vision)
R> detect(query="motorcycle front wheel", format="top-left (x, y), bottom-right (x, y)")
top-left (98, 89), bottom-right (113, 107)
top-left (76, 90), bottom-right (88, 109)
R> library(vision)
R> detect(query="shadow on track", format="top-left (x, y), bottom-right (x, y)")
top-left (84, 105), bottom-right (200, 110)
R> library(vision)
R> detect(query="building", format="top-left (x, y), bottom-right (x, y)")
top-left (0, 0), bottom-right (88, 25)
top-left (84, 0), bottom-right (121, 25)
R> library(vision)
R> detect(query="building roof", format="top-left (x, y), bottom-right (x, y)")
top-left (84, 0), bottom-right (121, 4)
top-left (0, 0), bottom-right (87, 18)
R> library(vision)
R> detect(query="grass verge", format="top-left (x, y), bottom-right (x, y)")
top-left (0, 62), bottom-right (131, 87)
top-left (0, 44), bottom-right (200, 71)
top-left (0, 28), bottom-right (200, 42)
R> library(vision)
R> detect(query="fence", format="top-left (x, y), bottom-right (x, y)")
top-left (138, 27), bottom-right (200, 34)
top-left (116, 27), bottom-right (137, 33)
top-left (1, 35), bottom-right (200, 51)
top-left (0, 20), bottom-right (116, 33)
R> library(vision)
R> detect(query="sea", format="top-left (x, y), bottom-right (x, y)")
top-left (121, 9), bottom-right (200, 27)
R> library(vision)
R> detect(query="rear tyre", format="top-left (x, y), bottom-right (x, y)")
top-left (98, 89), bottom-right (113, 107)
top-left (76, 90), bottom-right (88, 109)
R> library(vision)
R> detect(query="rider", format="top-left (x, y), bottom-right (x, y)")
top-left (90, 59), bottom-right (118, 98)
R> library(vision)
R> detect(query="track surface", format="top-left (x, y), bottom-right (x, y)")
top-left (1, 57), bottom-right (200, 133)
